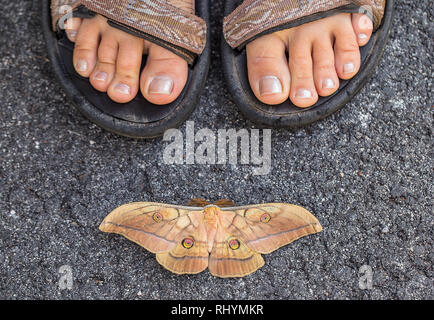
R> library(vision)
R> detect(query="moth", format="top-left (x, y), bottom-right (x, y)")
top-left (99, 199), bottom-right (322, 278)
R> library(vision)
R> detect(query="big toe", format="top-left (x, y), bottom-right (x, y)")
top-left (246, 34), bottom-right (290, 105)
top-left (140, 44), bottom-right (188, 105)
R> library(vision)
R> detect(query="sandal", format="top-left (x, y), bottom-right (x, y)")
top-left (43, 0), bottom-right (210, 138)
top-left (221, 0), bottom-right (394, 128)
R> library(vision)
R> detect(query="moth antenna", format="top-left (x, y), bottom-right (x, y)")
top-left (187, 198), bottom-right (211, 207)
top-left (213, 199), bottom-right (236, 207)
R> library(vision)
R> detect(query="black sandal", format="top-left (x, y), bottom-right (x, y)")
top-left (221, 0), bottom-right (394, 128)
top-left (43, 0), bottom-right (210, 138)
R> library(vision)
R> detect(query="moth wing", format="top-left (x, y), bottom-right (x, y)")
top-left (156, 212), bottom-right (209, 275)
top-left (208, 210), bottom-right (265, 278)
top-left (220, 203), bottom-right (322, 254)
top-left (99, 202), bottom-right (203, 254)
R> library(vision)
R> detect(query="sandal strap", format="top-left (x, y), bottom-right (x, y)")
top-left (223, 0), bottom-right (386, 49)
top-left (51, 0), bottom-right (207, 64)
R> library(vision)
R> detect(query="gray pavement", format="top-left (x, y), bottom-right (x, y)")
top-left (0, 0), bottom-right (432, 299)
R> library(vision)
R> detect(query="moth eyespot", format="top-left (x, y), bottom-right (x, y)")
top-left (182, 237), bottom-right (195, 249)
top-left (260, 213), bottom-right (271, 223)
top-left (228, 237), bottom-right (240, 250)
top-left (152, 212), bottom-right (163, 223)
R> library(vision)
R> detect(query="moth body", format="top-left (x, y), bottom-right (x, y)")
top-left (203, 206), bottom-right (219, 253)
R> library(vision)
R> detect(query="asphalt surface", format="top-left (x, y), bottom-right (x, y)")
top-left (0, 0), bottom-right (432, 300)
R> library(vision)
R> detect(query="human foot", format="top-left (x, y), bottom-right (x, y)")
top-left (246, 13), bottom-right (374, 107)
top-left (64, 0), bottom-right (194, 105)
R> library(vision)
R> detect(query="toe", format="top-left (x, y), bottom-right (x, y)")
top-left (64, 17), bottom-right (82, 42)
top-left (288, 35), bottom-right (318, 108)
top-left (140, 44), bottom-right (188, 105)
top-left (73, 19), bottom-right (100, 77)
top-left (312, 38), bottom-right (339, 97)
top-left (333, 19), bottom-right (361, 80)
top-left (89, 36), bottom-right (118, 92)
top-left (107, 33), bottom-right (144, 103)
top-left (246, 34), bottom-right (290, 105)
top-left (351, 13), bottom-right (373, 46)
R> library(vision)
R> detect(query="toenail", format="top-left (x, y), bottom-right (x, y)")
top-left (322, 78), bottom-right (335, 89)
top-left (344, 62), bottom-right (355, 74)
top-left (148, 76), bottom-right (174, 95)
top-left (358, 33), bottom-right (368, 41)
top-left (259, 76), bottom-right (282, 96)
top-left (295, 89), bottom-right (313, 99)
top-left (76, 59), bottom-right (88, 72)
top-left (114, 83), bottom-right (131, 95)
top-left (94, 71), bottom-right (108, 82)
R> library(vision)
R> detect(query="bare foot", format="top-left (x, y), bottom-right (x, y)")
top-left (64, 0), bottom-right (194, 105)
top-left (246, 13), bottom-right (374, 107)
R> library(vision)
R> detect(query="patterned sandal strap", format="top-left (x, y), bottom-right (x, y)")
top-left (223, 0), bottom-right (386, 49)
top-left (50, 0), bottom-right (207, 64)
